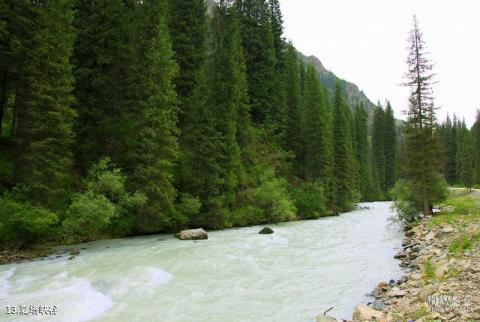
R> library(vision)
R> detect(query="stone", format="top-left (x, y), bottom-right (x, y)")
top-left (435, 262), bottom-right (449, 278)
top-left (352, 304), bottom-right (385, 320)
top-left (394, 251), bottom-right (407, 259)
top-left (68, 256), bottom-right (75, 260)
top-left (371, 300), bottom-right (386, 311)
top-left (387, 288), bottom-right (407, 298)
top-left (175, 228), bottom-right (208, 240)
top-left (424, 231), bottom-right (435, 241)
top-left (377, 281), bottom-right (388, 289)
top-left (417, 284), bottom-right (438, 299)
top-left (69, 249), bottom-right (80, 256)
top-left (316, 315), bottom-right (337, 322)
top-left (259, 227), bottom-right (274, 234)
top-left (397, 276), bottom-right (408, 285)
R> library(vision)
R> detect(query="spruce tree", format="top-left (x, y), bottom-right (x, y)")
top-left (235, 0), bottom-right (277, 124)
top-left (303, 65), bottom-right (334, 202)
top-left (72, 0), bottom-right (130, 171)
top-left (167, 0), bottom-right (206, 129)
top-left (332, 81), bottom-right (356, 212)
top-left (127, 0), bottom-right (180, 233)
top-left (13, 0), bottom-right (76, 208)
top-left (353, 103), bottom-right (374, 201)
top-left (402, 16), bottom-right (445, 215)
top-left (372, 104), bottom-right (386, 197)
top-left (456, 121), bottom-right (474, 190)
top-left (472, 111), bottom-right (480, 185)
top-left (184, 1), bottom-right (247, 228)
top-left (0, 1), bottom-right (8, 134)
top-left (284, 44), bottom-right (305, 177)
top-left (384, 101), bottom-right (397, 190)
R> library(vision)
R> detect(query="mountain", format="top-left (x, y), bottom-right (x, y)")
top-left (300, 53), bottom-right (376, 112)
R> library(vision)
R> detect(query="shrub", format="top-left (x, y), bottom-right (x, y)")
top-left (390, 179), bottom-right (421, 224)
top-left (62, 158), bottom-right (146, 241)
top-left (249, 169), bottom-right (296, 223)
top-left (0, 194), bottom-right (58, 249)
top-left (290, 181), bottom-right (326, 219)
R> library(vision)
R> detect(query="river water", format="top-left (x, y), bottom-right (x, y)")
top-left (0, 202), bottom-right (404, 322)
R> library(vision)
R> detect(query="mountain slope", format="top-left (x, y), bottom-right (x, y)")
top-left (300, 53), bottom-right (376, 112)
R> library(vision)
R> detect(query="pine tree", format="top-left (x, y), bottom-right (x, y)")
top-left (184, 1), bottom-right (247, 229)
top-left (402, 16), bottom-right (445, 215)
top-left (472, 110), bottom-right (480, 185)
top-left (13, 0), bottom-right (76, 208)
top-left (372, 104), bottom-right (386, 197)
top-left (284, 44), bottom-right (305, 177)
top-left (332, 81), bottom-right (356, 212)
top-left (456, 121), bottom-right (474, 190)
top-left (0, 1), bottom-right (8, 134)
top-left (384, 101), bottom-right (397, 191)
top-left (235, 0), bottom-right (277, 124)
top-left (353, 102), bottom-right (374, 201)
top-left (439, 115), bottom-right (457, 184)
top-left (303, 65), bottom-right (334, 202)
top-left (72, 0), bottom-right (130, 171)
top-left (126, 0), bottom-right (180, 233)
top-left (167, 0), bottom-right (206, 129)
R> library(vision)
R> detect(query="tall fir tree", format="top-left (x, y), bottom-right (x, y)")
top-left (353, 102), bottom-right (374, 201)
top-left (0, 1), bottom-right (8, 134)
top-left (371, 104), bottom-right (386, 197)
top-left (184, 1), bottom-right (247, 229)
top-left (332, 81), bottom-right (357, 212)
top-left (235, 0), bottom-right (277, 124)
top-left (72, 0), bottom-right (130, 172)
top-left (402, 16), bottom-right (445, 215)
top-left (456, 121), bottom-right (474, 190)
top-left (167, 0), bottom-right (206, 129)
top-left (13, 0), bottom-right (76, 208)
top-left (303, 65), bottom-right (334, 203)
top-left (384, 101), bottom-right (397, 191)
top-left (283, 43), bottom-right (305, 177)
top-left (126, 0), bottom-right (180, 233)
top-left (472, 110), bottom-right (480, 185)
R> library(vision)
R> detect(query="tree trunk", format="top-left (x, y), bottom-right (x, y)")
top-left (0, 70), bottom-right (7, 134)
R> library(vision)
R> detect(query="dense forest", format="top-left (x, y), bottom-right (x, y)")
top-left (0, 1), bottom-right (478, 250)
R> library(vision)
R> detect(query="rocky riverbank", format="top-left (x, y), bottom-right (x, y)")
top-left (347, 193), bottom-right (480, 322)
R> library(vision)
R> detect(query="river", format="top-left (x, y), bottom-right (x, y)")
top-left (0, 202), bottom-right (404, 322)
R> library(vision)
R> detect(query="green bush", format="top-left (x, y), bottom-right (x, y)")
top-left (0, 194), bottom-right (58, 249)
top-left (62, 158), bottom-right (146, 241)
top-left (249, 169), bottom-right (296, 223)
top-left (176, 193), bottom-right (201, 224)
top-left (390, 179), bottom-right (421, 224)
top-left (290, 181), bottom-right (326, 219)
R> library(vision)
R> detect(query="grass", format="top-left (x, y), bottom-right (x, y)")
top-left (410, 304), bottom-right (429, 320)
top-left (430, 194), bottom-right (480, 227)
top-left (423, 259), bottom-right (436, 281)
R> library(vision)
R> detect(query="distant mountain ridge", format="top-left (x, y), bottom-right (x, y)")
top-left (299, 53), bottom-right (376, 112)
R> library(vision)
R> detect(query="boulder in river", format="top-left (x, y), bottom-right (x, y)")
top-left (176, 228), bottom-right (208, 240)
top-left (352, 304), bottom-right (384, 320)
top-left (259, 227), bottom-right (274, 234)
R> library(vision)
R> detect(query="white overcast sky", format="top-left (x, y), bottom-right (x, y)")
top-left (280, 0), bottom-right (479, 127)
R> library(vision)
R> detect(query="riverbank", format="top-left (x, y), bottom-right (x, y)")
top-left (347, 190), bottom-right (480, 321)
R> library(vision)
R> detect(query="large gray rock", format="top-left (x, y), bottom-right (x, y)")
top-left (352, 304), bottom-right (384, 321)
top-left (175, 228), bottom-right (208, 240)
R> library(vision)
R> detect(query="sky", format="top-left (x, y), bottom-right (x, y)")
top-left (279, 0), bottom-right (479, 127)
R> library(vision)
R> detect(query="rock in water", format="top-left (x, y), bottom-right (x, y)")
top-left (176, 228), bottom-right (208, 240)
top-left (352, 304), bottom-right (385, 320)
top-left (259, 227), bottom-right (274, 234)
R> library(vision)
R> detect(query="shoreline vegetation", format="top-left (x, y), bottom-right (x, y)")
top-left (340, 189), bottom-right (480, 322)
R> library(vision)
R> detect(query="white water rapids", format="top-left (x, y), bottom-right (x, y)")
top-left (0, 202), bottom-right (404, 322)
